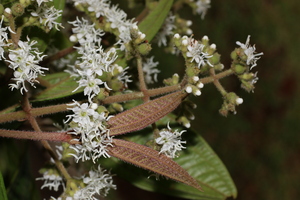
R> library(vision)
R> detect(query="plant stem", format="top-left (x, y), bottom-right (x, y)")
top-left (22, 94), bottom-right (72, 181)
top-left (0, 103), bottom-right (68, 124)
top-left (137, 55), bottom-right (150, 102)
top-left (208, 68), bottom-right (228, 96)
top-left (0, 69), bottom-right (233, 124)
top-left (0, 129), bottom-right (75, 143)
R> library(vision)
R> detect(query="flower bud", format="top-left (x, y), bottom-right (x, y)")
top-left (177, 116), bottom-right (191, 128)
top-left (232, 64), bottom-right (246, 75)
top-left (208, 53), bottom-right (221, 65)
top-left (112, 103), bottom-right (124, 112)
top-left (11, 3), bottom-right (24, 17)
top-left (137, 42), bottom-right (151, 55)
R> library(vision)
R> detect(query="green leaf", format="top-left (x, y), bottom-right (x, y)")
top-left (138, 0), bottom-right (174, 42)
top-left (33, 72), bottom-right (83, 101)
top-left (104, 128), bottom-right (237, 199)
top-left (0, 172), bottom-right (7, 200)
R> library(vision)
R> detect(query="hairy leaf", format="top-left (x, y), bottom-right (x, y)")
top-left (103, 128), bottom-right (237, 199)
top-left (138, 0), bottom-right (174, 42)
top-left (33, 72), bottom-right (83, 101)
top-left (108, 139), bottom-right (202, 191)
top-left (108, 91), bottom-right (187, 136)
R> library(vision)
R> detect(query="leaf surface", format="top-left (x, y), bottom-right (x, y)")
top-left (104, 128), bottom-right (237, 199)
top-left (138, 0), bottom-right (174, 42)
top-left (108, 139), bottom-right (202, 191)
top-left (33, 72), bottom-right (83, 101)
top-left (108, 91), bottom-right (187, 136)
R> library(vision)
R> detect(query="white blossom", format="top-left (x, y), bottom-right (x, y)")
top-left (155, 123), bottom-right (186, 158)
top-left (115, 66), bottom-right (132, 88)
top-left (186, 37), bottom-right (213, 68)
top-left (236, 35), bottom-right (264, 70)
top-left (155, 12), bottom-right (176, 47)
top-left (68, 17), bottom-right (104, 46)
top-left (142, 56), bottom-right (160, 84)
top-left (66, 101), bottom-right (113, 163)
top-left (72, 0), bottom-right (110, 18)
top-left (194, 0), bottom-right (211, 19)
top-left (6, 38), bottom-right (47, 94)
top-left (31, 4), bottom-right (63, 31)
top-left (0, 16), bottom-right (9, 60)
top-left (74, 166), bottom-right (116, 199)
top-left (34, 0), bottom-right (53, 7)
top-left (36, 170), bottom-right (64, 192)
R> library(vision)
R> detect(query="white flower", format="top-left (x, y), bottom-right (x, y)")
top-left (72, 0), bottom-right (110, 18)
top-left (68, 17), bottom-right (104, 46)
top-left (36, 170), bottom-right (64, 192)
top-left (35, 0), bottom-right (53, 7)
top-left (143, 56), bottom-right (160, 84)
top-left (66, 43), bottom-right (117, 99)
top-left (115, 66), bottom-right (132, 88)
top-left (31, 4), bottom-right (63, 31)
top-left (236, 35), bottom-right (264, 70)
top-left (66, 101), bottom-right (113, 162)
top-left (155, 123), bottom-right (186, 158)
top-left (194, 0), bottom-right (211, 19)
top-left (0, 16), bottom-right (9, 60)
top-left (74, 165), bottom-right (116, 199)
top-left (186, 37), bottom-right (213, 68)
top-left (155, 12), bottom-right (176, 47)
top-left (6, 38), bottom-right (48, 94)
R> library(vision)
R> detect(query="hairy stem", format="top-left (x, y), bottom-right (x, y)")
top-left (0, 129), bottom-right (75, 143)
top-left (137, 55), bottom-right (150, 102)
top-left (208, 68), bottom-right (227, 96)
top-left (22, 94), bottom-right (72, 181)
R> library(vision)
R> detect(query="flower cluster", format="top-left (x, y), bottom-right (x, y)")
top-left (66, 101), bottom-right (113, 163)
top-left (194, 0), bottom-right (211, 19)
top-left (155, 123), bottom-right (186, 158)
top-left (0, 16), bottom-right (9, 59)
top-left (143, 56), bottom-right (160, 84)
top-left (236, 35), bottom-right (264, 70)
top-left (36, 169), bottom-right (65, 192)
top-left (183, 35), bottom-right (213, 68)
top-left (31, 1), bottom-right (63, 31)
top-left (6, 38), bottom-right (48, 94)
top-left (72, 0), bottom-right (138, 50)
top-left (73, 165), bottom-right (116, 199)
top-left (155, 12), bottom-right (176, 47)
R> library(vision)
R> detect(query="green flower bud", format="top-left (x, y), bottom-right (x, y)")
top-left (97, 88), bottom-right (109, 100)
top-left (232, 64), bottom-right (246, 75)
top-left (137, 42), bottom-right (152, 55)
top-left (110, 79), bottom-right (123, 91)
top-left (214, 63), bottom-right (224, 71)
top-left (230, 49), bottom-right (238, 60)
top-left (177, 116), bottom-right (191, 128)
top-left (111, 103), bottom-right (124, 112)
top-left (19, 0), bottom-right (31, 7)
top-left (208, 53), bottom-right (221, 65)
top-left (11, 3), bottom-right (24, 17)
